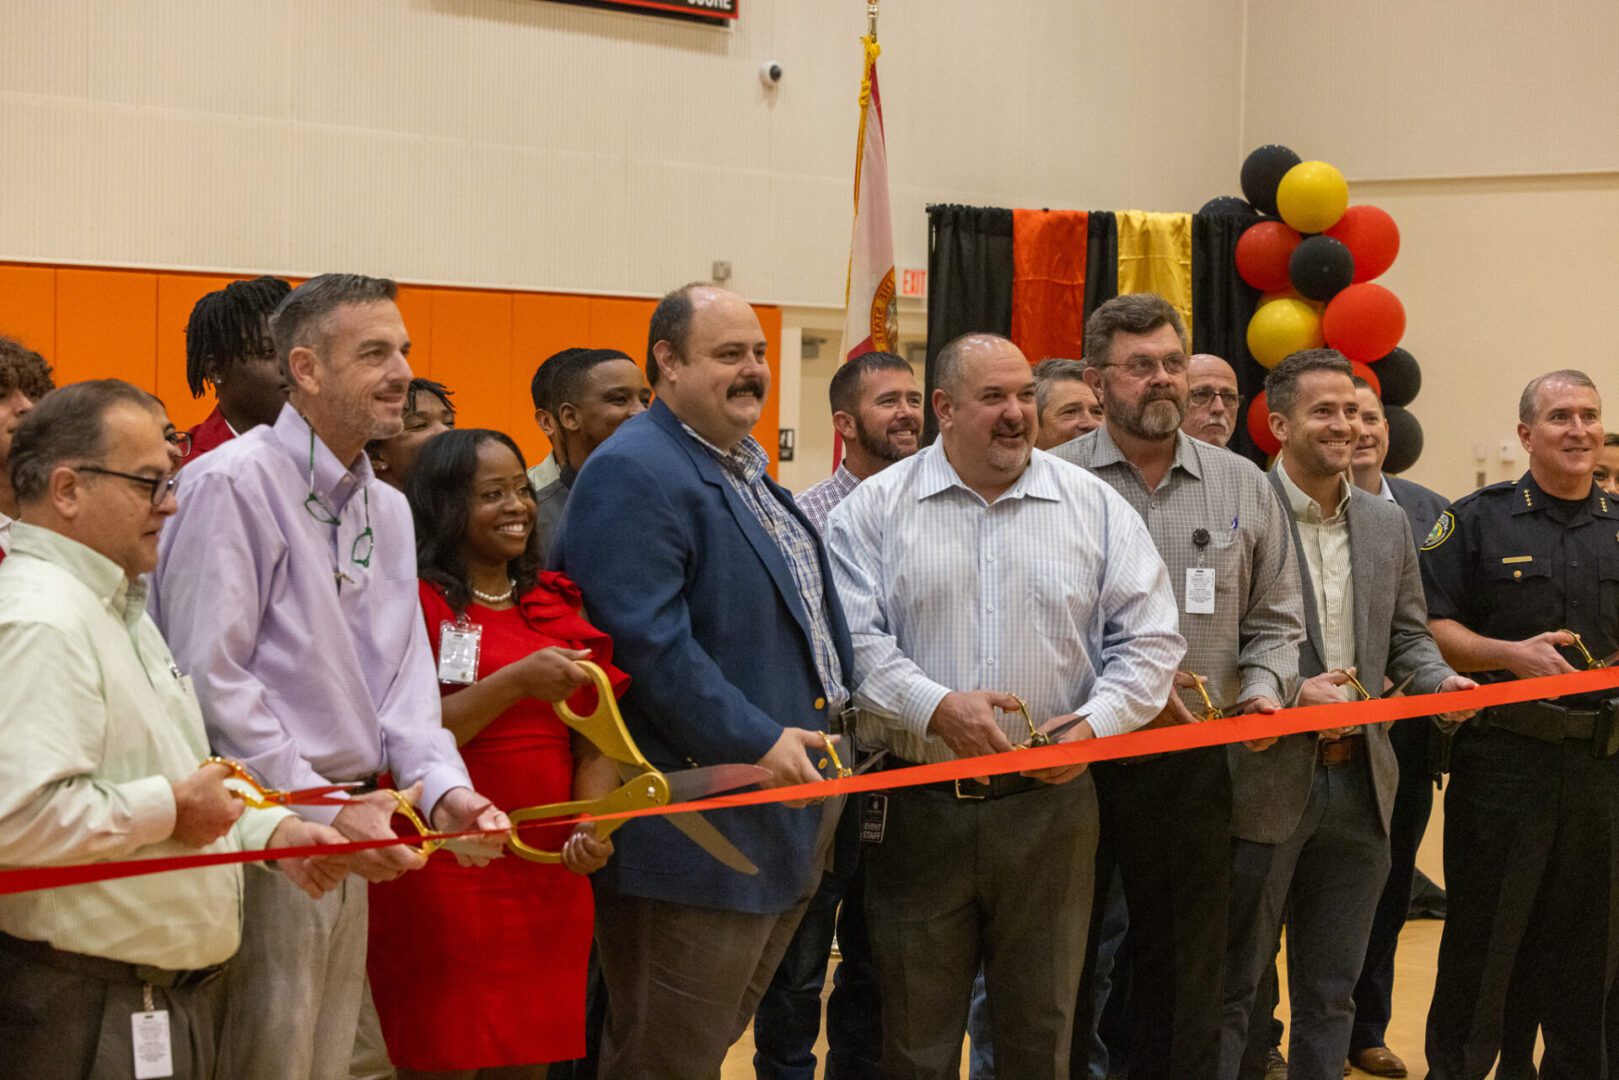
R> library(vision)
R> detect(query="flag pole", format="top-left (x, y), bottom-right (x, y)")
top-left (867, 0), bottom-right (879, 40)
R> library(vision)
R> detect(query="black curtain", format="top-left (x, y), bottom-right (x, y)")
top-left (924, 205), bottom-right (1013, 442)
top-left (1192, 213), bottom-right (1264, 465)
top-left (1083, 211), bottom-right (1118, 322)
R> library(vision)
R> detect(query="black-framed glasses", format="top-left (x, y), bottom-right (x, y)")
top-left (302, 428), bottom-right (374, 569)
top-left (1189, 388), bottom-right (1242, 410)
top-left (1099, 354), bottom-right (1189, 379)
top-left (75, 465), bottom-right (177, 507)
top-left (165, 429), bottom-right (193, 458)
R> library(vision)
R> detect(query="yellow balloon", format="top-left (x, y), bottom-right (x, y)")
top-left (1276, 161), bottom-right (1349, 234)
top-left (1247, 298), bottom-right (1325, 368)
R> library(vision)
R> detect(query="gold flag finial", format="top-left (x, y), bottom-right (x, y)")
top-left (867, 0), bottom-right (879, 41)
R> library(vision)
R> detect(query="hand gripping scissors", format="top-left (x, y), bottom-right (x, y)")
top-left (506, 661), bottom-right (770, 874)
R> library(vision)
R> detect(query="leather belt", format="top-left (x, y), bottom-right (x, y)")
top-left (1317, 735), bottom-right (1367, 767)
top-left (0, 930), bottom-right (225, 989)
top-left (884, 756), bottom-right (1045, 801)
top-left (1481, 700), bottom-right (1619, 757)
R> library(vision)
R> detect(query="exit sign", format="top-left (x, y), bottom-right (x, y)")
top-left (900, 268), bottom-right (927, 298)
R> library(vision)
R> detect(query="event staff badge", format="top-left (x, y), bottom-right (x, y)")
top-left (438, 617), bottom-right (482, 685)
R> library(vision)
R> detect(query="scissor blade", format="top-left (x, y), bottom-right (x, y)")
top-left (1036, 714), bottom-right (1087, 743)
top-left (665, 811), bottom-right (760, 875)
top-left (1379, 671), bottom-right (1419, 700)
top-left (663, 764), bottom-right (771, 803)
top-left (852, 748), bottom-right (891, 775)
top-left (1597, 648), bottom-right (1619, 669)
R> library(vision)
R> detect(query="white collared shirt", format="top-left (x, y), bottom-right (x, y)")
top-left (826, 443), bottom-right (1185, 762)
top-left (1277, 463), bottom-right (1357, 673)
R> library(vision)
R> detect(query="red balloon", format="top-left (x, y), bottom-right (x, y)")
top-left (1323, 283), bottom-right (1406, 362)
top-left (1351, 360), bottom-right (1382, 397)
top-left (1246, 390), bottom-right (1281, 456)
top-left (1325, 205), bottom-right (1400, 282)
top-left (1235, 221), bottom-right (1302, 292)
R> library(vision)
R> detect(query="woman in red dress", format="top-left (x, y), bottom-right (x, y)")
top-left (368, 428), bottom-right (624, 1080)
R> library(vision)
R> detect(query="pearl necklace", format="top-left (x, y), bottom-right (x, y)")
top-left (471, 580), bottom-right (515, 605)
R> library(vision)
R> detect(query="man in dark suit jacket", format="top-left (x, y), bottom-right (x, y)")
top-left (1221, 352), bottom-right (1475, 1080)
top-left (554, 284), bottom-right (854, 1079)
top-left (1344, 378), bottom-right (1453, 1077)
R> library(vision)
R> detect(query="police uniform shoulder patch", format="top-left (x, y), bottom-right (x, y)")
top-left (1421, 510), bottom-right (1456, 551)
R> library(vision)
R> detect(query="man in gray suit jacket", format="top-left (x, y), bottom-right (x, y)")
top-left (1220, 351), bottom-right (1477, 1080)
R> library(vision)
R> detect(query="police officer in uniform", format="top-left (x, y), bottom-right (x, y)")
top-left (1419, 369), bottom-right (1619, 1080)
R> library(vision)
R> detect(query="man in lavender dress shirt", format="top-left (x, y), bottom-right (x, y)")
top-left (152, 274), bottom-right (508, 1079)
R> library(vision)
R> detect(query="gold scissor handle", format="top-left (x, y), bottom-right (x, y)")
top-left (203, 755), bottom-right (280, 810)
top-left (1009, 695), bottom-right (1044, 748)
top-left (554, 661), bottom-right (650, 771)
top-left (816, 732), bottom-right (851, 778)
top-left (386, 788), bottom-right (443, 857)
top-left (1187, 673), bottom-right (1224, 721)
top-left (506, 771), bottom-right (671, 864)
top-left (1332, 668), bottom-right (1374, 702)
top-left (1559, 629), bottom-right (1604, 669)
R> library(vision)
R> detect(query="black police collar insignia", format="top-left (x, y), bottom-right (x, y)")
top-left (1421, 510), bottom-right (1455, 551)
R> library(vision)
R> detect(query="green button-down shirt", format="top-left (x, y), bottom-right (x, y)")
top-left (0, 523), bottom-right (288, 968)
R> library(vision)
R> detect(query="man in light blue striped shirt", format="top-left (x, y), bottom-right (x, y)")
top-left (826, 333), bottom-right (1184, 1079)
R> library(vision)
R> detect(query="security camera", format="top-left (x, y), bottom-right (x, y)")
top-left (760, 61), bottom-right (783, 87)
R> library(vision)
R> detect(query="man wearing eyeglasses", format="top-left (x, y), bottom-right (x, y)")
top-left (0, 379), bottom-right (348, 1078)
top-left (1182, 354), bottom-right (1243, 449)
top-left (1049, 293), bottom-right (1307, 1080)
top-left (151, 274), bottom-right (509, 1080)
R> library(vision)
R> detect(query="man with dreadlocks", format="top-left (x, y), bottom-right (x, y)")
top-left (180, 275), bottom-right (292, 466)
top-left (0, 336), bottom-right (55, 564)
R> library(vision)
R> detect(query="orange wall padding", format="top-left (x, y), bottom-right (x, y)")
top-left (0, 262), bottom-right (782, 475)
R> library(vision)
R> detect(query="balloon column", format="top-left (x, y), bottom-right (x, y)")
top-left (1207, 145), bottom-right (1423, 469)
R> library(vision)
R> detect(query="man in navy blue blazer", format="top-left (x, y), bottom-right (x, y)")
top-left (554, 283), bottom-right (854, 1079)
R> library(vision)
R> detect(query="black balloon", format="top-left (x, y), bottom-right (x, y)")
top-left (1374, 346), bottom-right (1421, 407)
top-left (1384, 406), bottom-right (1424, 473)
top-left (1200, 195), bottom-right (1258, 220)
top-left (1288, 235), bottom-right (1355, 301)
top-left (1241, 144), bottom-right (1302, 217)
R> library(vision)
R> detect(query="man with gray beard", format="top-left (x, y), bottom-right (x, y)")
top-left (1052, 294), bottom-right (1305, 1080)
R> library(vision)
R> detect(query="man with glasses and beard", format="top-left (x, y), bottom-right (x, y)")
top-left (752, 351), bottom-right (922, 1080)
top-left (1051, 293), bottom-right (1306, 1080)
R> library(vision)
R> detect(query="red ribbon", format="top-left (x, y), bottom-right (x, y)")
top-left (2, 667), bottom-right (1615, 898)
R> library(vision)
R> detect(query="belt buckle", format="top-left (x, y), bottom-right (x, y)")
top-left (953, 778), bottom-right (986, 800)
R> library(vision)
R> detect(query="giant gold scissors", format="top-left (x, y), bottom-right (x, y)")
top-left (506, 661), bottom-right (769, 874)
top-left (204, 756), bottom-right (365, 808)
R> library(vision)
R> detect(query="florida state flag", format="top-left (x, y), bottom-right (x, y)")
top-left (841, 32), bottom-right (896, 363)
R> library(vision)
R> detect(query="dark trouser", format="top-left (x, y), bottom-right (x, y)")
top-left (865, 775), bottom-right (1097, 1080)
top-left (1223, 759), bottom-right (1390, 1080)
top-left (1236, 948), bottom-right (1285, 1080)
top-left (593, 887), bottom-right (817, 1080)
top-left (1351, 717), bottom-right (1437, 1054)
top-left (753, 848), bottom-right (881, 1080)
top-left (1071, 746), bottom-right (1232, 1080)
top-left (1424, 723), bottom-right (1619, 1080)
top-left (0, 931), bottom-right (226, 1079)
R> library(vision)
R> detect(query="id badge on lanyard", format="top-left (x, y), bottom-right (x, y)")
top-left (438, 617), bottom-right (483, 685)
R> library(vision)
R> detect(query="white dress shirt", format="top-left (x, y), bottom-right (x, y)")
top-left (826, 443), bottom-right (1185, 763)
top-left (1277, 463), bottom-right (1357, 673)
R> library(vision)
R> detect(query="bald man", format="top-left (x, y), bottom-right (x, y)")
top-left (1183, 354), bottom-right (1242, 448)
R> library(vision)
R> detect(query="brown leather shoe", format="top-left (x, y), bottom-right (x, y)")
top-left (1351, 1046), bottom-right (1409, 1077)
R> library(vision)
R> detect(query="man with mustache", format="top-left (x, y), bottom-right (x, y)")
top-left (1033, 358), bottom-right (1105, 450)
top-left (1419, 370), bottom-right (1617, 1080)
top-left (754, 350), bottom-right (920, 1080)
top-left (1051, 293), bottom-right (1306, 1080)
top-left (1183, 353), bottom-right (1242, 449)
top-left (554, 284), bottom-right (854, 1079)
top-left (1344, 377), bottom-right (1451, 1079)
top-left (150, 274), bottom-right (508, 1079)
top-left (827, 332), bottom-right (1184, 1078)
top-left (1222, 350), bottom-right (1473, 1080)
